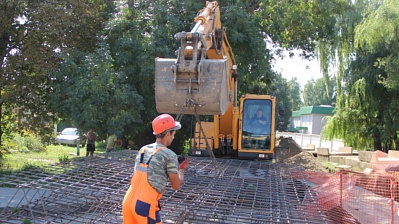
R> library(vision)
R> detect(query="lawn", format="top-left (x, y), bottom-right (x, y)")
top-left (0, 142), bottom-right (107, 176)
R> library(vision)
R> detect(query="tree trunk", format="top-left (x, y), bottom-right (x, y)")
top-left (373, 128), bottom-right (383, 152)
top-left (394, 135), bottom-right (399, 151)
top-left (0, 101), bottom-right (3, 156)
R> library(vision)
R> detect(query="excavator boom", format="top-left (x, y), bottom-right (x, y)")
top-left (155, 1), bottom-right (236, 115)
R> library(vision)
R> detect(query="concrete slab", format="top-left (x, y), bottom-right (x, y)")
top-left (330, 155), bottom-right (358, 165)
top-left (316, 148), bottom-right (329, 156)
top-left (336, 165), bottom-right (351, 169)
top-left (388, 150), bottom-right (399, 158)
top-left (359, 151), bottom-right (374, 163)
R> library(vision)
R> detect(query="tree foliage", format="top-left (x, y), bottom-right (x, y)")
top-left (4, 0), bottom-right (376, 154)
top-left (269, 75), bottom-right (301, 131)
top-left (259, 0), bottom-right (349, 55)
top-left (50, 45), bottom-right (145, 139)
top-left (355, 0), bottom-right (399, 91)
top-left (287, 78), bottom-right (303, 111)
top-left (321, 0), bottom-right (399, 151)
top-left (303, 77), bottom-right (336, 106)
top-left (322, 53), bottom-right (386, 150)
top-left (0, 0), bottom-right (110, 148)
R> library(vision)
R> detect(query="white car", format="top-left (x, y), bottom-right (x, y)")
top-left (55, 128), bottom-right (86, 147)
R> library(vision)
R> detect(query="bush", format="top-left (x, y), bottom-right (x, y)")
top-left (182, 139), bottom-right (190, 155)
top-left (10, 132), bottom-right (26, 150)
top-left (5, 132), bottom-right (45, 152)
top-left (21, 162), bottom-right (39, 171)
top-left (58, 154), bottom-right (71, 163)
top-left (1, 134), bottom-right (13, 158)
top-left (24, 135), bottom-right (45, 152)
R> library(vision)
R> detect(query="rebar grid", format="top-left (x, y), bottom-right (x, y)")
top-left (0, 150), bottom-right (327, 223)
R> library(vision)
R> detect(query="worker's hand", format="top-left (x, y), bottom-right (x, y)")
top-left (178, 155), bottom-right (189, 170)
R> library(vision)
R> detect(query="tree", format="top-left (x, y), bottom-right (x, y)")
top-left (354, 0), bottom-right (399, 149)
top-left (318, 0), bottom-right (374, 150)
top-left (50, 45), bottom-right (145, 140)
top-left (355, 0), bottom-right (399, 91)
top-left (321, 0), bottom-right (399, 151)
top-left (223, 1), bottom-right (274, 95)
top-left (0, 0), bottom-right (109, 148)
top-left (268, 74), bottom-right (301, 131)
top-left (287, 78), bottom-right (302, 111)
top-left (350, 0), bottom-right (399, 150)
top-left (259, 0), bottom-right (350, 56)
top-left (322, 52), bottom-right (389, 150)
top-left (303, 77), bottom-right (336, 106)
top-left (50, 0), bottom-right (204, 149)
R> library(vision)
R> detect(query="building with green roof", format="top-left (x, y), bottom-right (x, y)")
top-left (289, 105), bottom-right (334, 135)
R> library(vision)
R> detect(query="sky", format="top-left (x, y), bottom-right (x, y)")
top-left (272, 53), bottom-right (323, 89)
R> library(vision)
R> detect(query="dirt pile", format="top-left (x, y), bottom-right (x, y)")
top-left (275, 136), bottom-right (328, 173)
top-left (274, 136), bottom-right (303, 162)
top-left (283, 151), bottom-right (328, 172)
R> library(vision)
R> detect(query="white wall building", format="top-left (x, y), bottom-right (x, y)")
top-left (289, 105), bottom-right (334, 135)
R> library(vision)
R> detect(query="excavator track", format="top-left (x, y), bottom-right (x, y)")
top-left (0, 150), bottom-right (327, 223)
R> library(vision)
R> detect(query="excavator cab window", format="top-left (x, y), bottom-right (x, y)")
top-left (242, 99), bottom-right (273, 150)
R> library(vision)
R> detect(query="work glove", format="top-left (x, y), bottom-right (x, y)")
top-left (178, 155), bottom-right (189, 170)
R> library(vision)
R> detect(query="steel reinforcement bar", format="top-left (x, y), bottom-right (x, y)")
top-left (0, 150), bottom-right (328, 223)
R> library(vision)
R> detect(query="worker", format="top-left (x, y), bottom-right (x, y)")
top-left (251, 108), bottom-right (268, 126)
top-left (122, 114), bottom-right (188, 224)
top-left (105, 133), bottom-right (117, 159)
top-left (86, 128), bottom-right (97, 157)
top-left (248, 108), bottom-right (271, 135)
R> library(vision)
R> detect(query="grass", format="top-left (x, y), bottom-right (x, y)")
top-left (0, 142), bottom-right (108, 176)
top-left (322, 161), bottom-right (340, 173)
top-left (321, 161), bottom-right (364, 173)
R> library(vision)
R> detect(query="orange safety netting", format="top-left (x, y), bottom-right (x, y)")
top-left (301, 150), bottom-right (399, 224)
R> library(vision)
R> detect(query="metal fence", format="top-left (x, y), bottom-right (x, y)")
top-left (277, 132), bottom-right (345, 152)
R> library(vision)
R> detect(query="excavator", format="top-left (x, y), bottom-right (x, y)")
top-left (155, 1), bottom-right (277, 159)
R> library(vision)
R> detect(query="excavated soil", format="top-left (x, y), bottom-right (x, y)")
top-left (283, 151), bottom-right (328, 172)
top-left (275, 136), bottom-right (328, 173)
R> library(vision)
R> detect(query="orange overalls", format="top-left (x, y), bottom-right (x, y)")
top-left (122, 147), bottom-right (165, 224)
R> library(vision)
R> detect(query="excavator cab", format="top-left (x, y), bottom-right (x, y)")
top-left (239, 95), bottom-right (276, 159)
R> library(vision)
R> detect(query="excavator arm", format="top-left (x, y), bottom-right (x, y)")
top-left (155, 1), bottom-right (237, 115)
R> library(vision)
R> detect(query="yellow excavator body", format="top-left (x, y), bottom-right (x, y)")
top-left (154, 1), bottom-right (277, 159)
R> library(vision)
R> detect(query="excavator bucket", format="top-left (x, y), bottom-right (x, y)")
top-left (155, 58), bottom-right (232, 115)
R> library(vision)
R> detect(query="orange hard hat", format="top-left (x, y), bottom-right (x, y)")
top-left (152, 114), bottom-right (181, 135)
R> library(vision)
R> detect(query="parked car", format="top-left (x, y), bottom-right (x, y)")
top-left (55, 128), bottom-right (86, 147)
